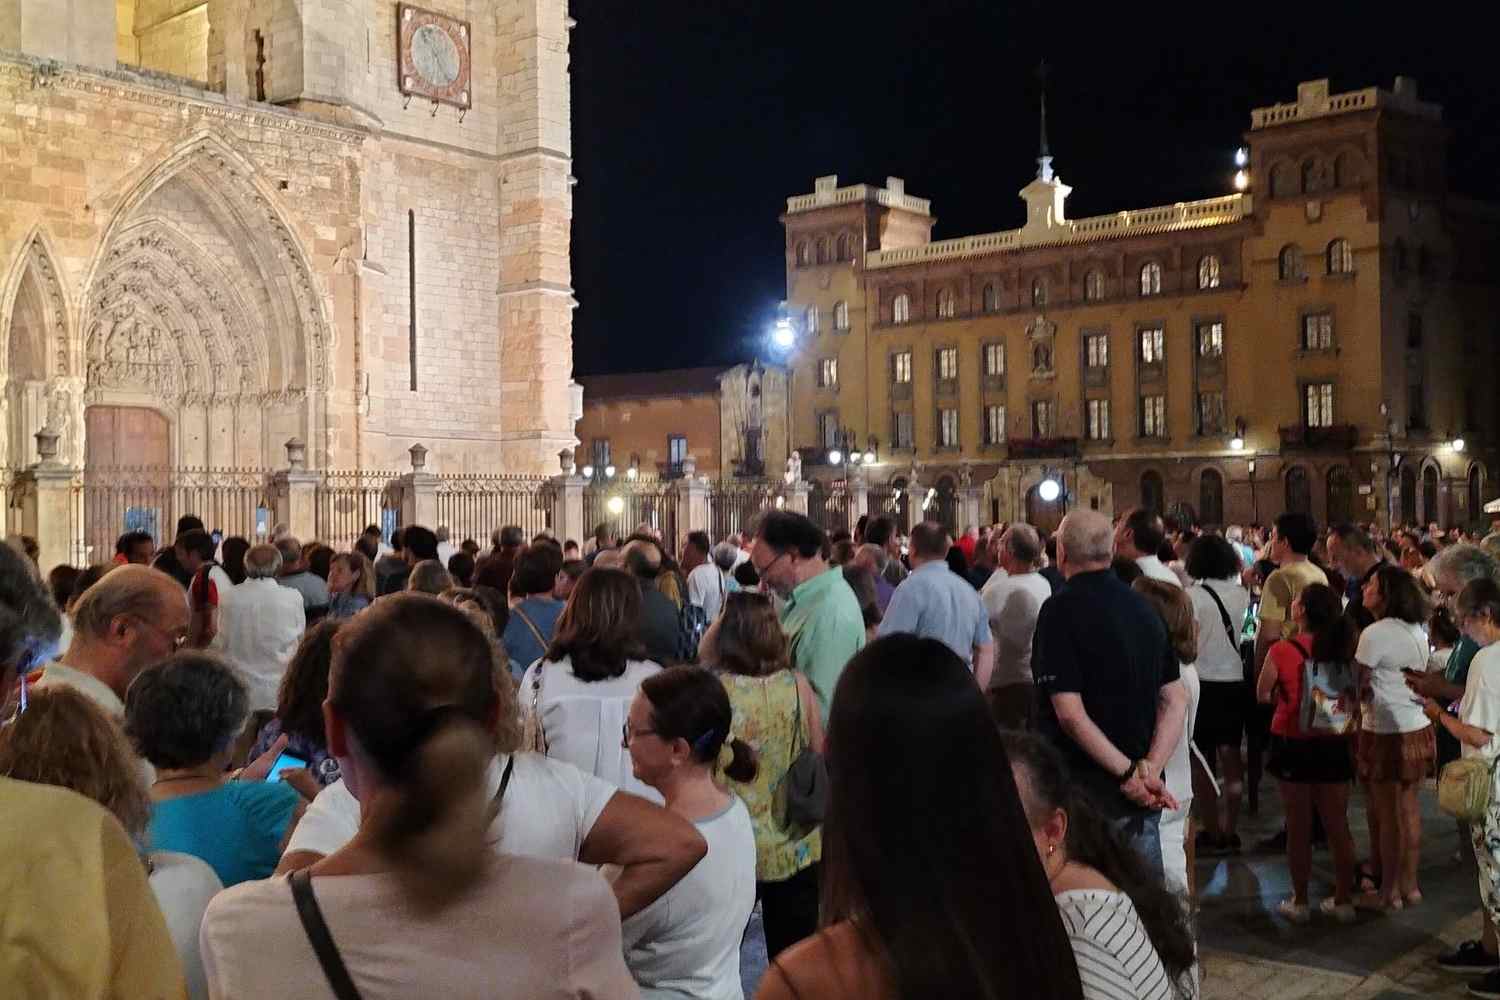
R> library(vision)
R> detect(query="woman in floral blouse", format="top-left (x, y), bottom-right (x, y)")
top-left (704, 592), bottom-right (824, 959)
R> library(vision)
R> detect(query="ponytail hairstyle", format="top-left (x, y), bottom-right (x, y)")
top-left (1003, 730), bottom-right (1197, 985)
top-left (1298, 583), bottom-right (1357, 662)
top-left (639, 666), bottom-right (758, 783)
top-left (329, 593), bottom-right (500, 911)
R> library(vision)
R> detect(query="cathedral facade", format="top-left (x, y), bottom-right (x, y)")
top-left (0, 0), bottom-right (579, 481)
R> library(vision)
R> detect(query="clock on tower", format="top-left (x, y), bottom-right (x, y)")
top-left (396, 3), bottom-right (472, 109)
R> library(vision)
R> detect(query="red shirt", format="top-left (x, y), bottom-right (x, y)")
top-left (957, 535), bottom-right (976, 561)
top-left (1268, 633), bottom-right (1316, 737)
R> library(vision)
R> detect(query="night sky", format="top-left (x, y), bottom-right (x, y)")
top-left (568, 1), bottom-right (1500, 377)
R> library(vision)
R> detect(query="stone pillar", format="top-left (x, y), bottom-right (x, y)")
top-left (905, 478), bottom-right (926, 533)
top-left (675, 458), bottom-right (711, 536)
top-left (270, 438), bottom-right (320, 542)
top-left (847, 470), bottom-right (870, 537)
top-left (958, 486), bottom-right (985, 533)
top-left (549, 449), bottom-right (587, 542)
top-left (17, 426), bottom-right (79, 574)
top-left (786, 480), bottom-right (811, 516)
top-left (398, 443), bottom-right (439, 529)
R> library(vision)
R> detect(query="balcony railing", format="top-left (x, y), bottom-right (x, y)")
top-left (1279, 424), bottom-right (1359, 451)
top-left (1007, 437), bottom-right (1081, 460)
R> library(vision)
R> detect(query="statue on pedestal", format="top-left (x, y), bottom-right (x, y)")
top-left (784, 451), bottom-right (802, 487)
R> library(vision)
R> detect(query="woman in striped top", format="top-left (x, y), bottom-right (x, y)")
top-left (1006, 731), bottom-right (1198, 1000)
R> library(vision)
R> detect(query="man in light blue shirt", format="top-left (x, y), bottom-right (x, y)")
top-left (877, 521), bottom-right (994, 687)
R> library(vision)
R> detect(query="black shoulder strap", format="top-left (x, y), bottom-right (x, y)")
top-left (290, 869), bottom-right (364, 1000)
top-left (1199, 581), bottom-right (1238, 648)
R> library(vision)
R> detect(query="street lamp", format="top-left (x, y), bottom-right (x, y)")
top-left (1248, 459), bottom-right (1258, 524)
top-left (581, 464), bottom-right (595, 479)
top-left (827, 449), bottom-right (843, 466)
top-left (1038, 477), bottom-right (1061, 503)
top-left (606, 496), bottom-right (625, 516)
top-left (604, 464), bottom-right (617, 479)
top-left (1229, 417), bottom-right (1247, 452)
top-left (1452, 437), bottom-right (1467, 453)
top-left (772, 317), bottom-right (795, 350)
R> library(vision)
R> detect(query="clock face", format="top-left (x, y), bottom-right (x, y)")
top-left (411, 24), bottom-right (460, 88)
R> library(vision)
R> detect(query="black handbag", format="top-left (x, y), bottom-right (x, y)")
top-left (778, 674), bottom-right (827, 827)
top-left (291, 869), bottom-right (363, 1000)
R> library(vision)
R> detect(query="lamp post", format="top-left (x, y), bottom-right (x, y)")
top-left (1248, 458), bottom-right (1258, 524)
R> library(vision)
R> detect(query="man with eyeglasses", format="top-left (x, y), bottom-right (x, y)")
top-left (34, 564), bottom-right (190, 720)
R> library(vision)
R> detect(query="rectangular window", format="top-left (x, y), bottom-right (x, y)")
top-left (1302, 312), bottom-right (1334, 351)
top-left (1138, 327), bottom-right (1165, 364)
top-left (1085, 333), bottom-right (1109, 368)
top-left (591, 438), bottom-right (611, 469)
top-left (1086, 399), bottom-right (1111, 440)
top-left (1197, 321), bottom-right (1224, 357)
top-left (817, 357), bottom-right (838, 388)
top-left (938, 408), bottom-right (960, 448)
top-left (1198, 391), bottom-right (1226, 434)
top-left (892, 411), bottom-right (914, 449)
top-left (983, 342), bottom-right (1005, 376)
top-left (1140, 394), bottom-right (1167, 437)
top-left (668, 435), bottom-right (687, 467)
top-left (983, 405), bottom-right (1006, 445)
top-left (937, 347), bottom-right (959, 380)
top-left (892, 351), bottom-right (912, 384)
top-left (1031, 400), bottom-right (1054, 438)
top-left (818, 411), bottom-right (840, 449)
top-left (1305, 383), bottom-right (1334, 428)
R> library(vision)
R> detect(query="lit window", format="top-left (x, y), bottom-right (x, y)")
top-left (938, 409), bottom-right (960, 448)
top-left (1197, 255), bottom-right (1221, 290)
top-left (1141, 395), bottom-right (1167, 437)
top-left (892, 351), bottom-right (912, 384)
top-left (1139, 262), bottom-right (1162, 297)
top-left (982, 283), bottom-right (998, 312)
top-left (1031, 278), bottom-right (1048, 308)
top-left (984, 343), bottom-right (1005, 376)
top-left (805, 304), bottom-right (819, 334)
top-left (938, 347), bottom-right (958, 380)
top-left (1139, 327), bottom-right (1165, 365)
top-left (1198, 391), bottom-right (1226, 434)
top-left (1301, 312), bottom-right (1333, 351)
top-left (893, 292), bottom-right (910, 324)
top-left (818, 357), bottom-right (838, 388)
top-left (668, 435), bottom-right (687, 467)
top-left (818, 411), bottom-right (840, 448)
top-left (1084, 269), bottom-right (1105, 302)
top-left (1305, 383), bottom-right (1334, 428)
top-left (1086, 399), bottom-right (1111, 440)
top-left (892, 411), bottom-right (914, 448)
top-left (1326, 238), bottom-right (1353, 275)
top-left (984, 405), bottom-right (1006, 445)
top-left (1278, 245), bottom-right (1304, 281)
top-left (1197, 321), bottom-right (1223, 358)
top-left (1031, 400), bottom-right (1054, 438)
top-left (833, 300), bottom-right (849, 330)
top-left (1085, 333), bottom-right (1109, 368)
top-left (936, 288), bottom-right (956, 319)
top-left (795, 242), bottom-right (809, 267)
top-left (591, 438), bottom-right (611, 469)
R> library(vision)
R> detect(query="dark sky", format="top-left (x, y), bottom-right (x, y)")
top-left (568, 1), bottom-right (1500, 376)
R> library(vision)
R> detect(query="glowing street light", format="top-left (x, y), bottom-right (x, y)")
top-left (772, 318), bottom-right (795, 350)
top-left (1233, 170), bottom-right (1249, 191)
top-left (1452, 438), bottom-right (1467, 453)
top-left (1038, 477), bottom-right (1062, 503)
top-left (606, 496), bottom-right (625, 515)
top-left (581, 464), bottom-right (595, 478)
top-left (1234, 147), bottom-right (1248, 167)
top-left (827, 449), bottom-right (843, 466)
top-left (604, 464), bottom-right (617, 478)
top-left (1230, 435), bottom-right (1245, 451)
top-left (626, 466), bottom-right (639, 479)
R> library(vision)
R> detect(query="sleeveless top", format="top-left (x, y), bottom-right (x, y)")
top-left (720, 671), bottom-right (821, 882)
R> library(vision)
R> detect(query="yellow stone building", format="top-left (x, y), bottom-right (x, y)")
top-left (781, 78), bottom-right (1500, 531)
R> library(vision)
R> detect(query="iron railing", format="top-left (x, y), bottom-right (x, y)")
top-left (584, 481), bottom-right (681, 555)
top-left (314, 470), bottom-right (403, 551)
top-left (808, 481), bottom-right (849, 536)
top-left (435, 474), bottom-right (555, 546)
top-left (79, 466), bottom-right (274, 563)
top-left (708, 480), bottom-right (779, 543)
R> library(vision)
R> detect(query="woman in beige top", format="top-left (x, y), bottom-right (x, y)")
top-left (200, 594), bottom-right (638, 999)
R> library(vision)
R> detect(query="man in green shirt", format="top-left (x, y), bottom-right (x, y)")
top-left (753, 511), bottom-right (866, 721)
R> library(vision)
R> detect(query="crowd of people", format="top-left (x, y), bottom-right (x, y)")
top-left (4, 499), bottom-right (1500, 998)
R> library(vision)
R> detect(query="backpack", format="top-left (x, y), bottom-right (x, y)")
top-left (1286, 641), bottom-right (1358, 737)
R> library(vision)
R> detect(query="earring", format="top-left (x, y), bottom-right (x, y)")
top-left (1047, 843), bottom-right (1056, 857)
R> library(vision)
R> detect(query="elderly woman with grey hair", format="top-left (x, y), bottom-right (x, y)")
top-left (1409, 544), bottom-right (1500, 710)
top-left (216, 543), bottom-right (306, 712)
top-left (128, 653), bottom-right (311, 887)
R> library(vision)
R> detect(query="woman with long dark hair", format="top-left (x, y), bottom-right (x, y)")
top-left (248, 620), bottom-right (343, 787)
top-left (758, 634), bottom-right (1083, 1000)
top-left (1005, 731), bottom-right (1197, 999)
top-left (1255, 583), bottom-right (1359, 923)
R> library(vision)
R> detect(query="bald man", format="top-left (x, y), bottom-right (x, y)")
top-left (36, 565), bottom-right (190, 717)
top-left (1032, 510), bottom-right (1186, 880)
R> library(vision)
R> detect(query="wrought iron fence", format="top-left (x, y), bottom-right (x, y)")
top-left (79, 466), bottom-right (274, 563)
top-left (708, 480), bottom-right (779, 542)
top-left (866, 485), bottom-right (908, 525)
top-left (584, 481), bottom-right (680, 555)
top-left (315, 470), bottom-right (403, 551)
top-left (435, 474), bottom-right (555, 546)
top-left (808, 481), bottom-right (849, 536)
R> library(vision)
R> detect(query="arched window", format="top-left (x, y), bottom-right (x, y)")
top-left (1084, 269), bottom-right (1105, 302)
top-left (795, 242), bottom-right (810, 267)
top-left (1140, 470), bottom-right (1164, 513)
top-left (1269, 162), bottom-right (1292, 198)
top-left (1400, 464), bottom-right (1417, 524)
top-left (892, 292), bottom-right (910, 325)
top-left (1470, 465), bottom-right (1484, 522)
top-left (1301, 159), bottom-right (1321, 194)
top-left (1197, 255), bottom-right (1221, 290)
top-left (1333, 152), bottom-right (1353, 188)
top-left (833, 300), bottom-right (849, 331)
top-left (1031, 278), bottom-right (1048, 308)
top-left (815, 237), bottom-right (828, 264)
top-left (1326, 238), bottom-right (1353, 275)
top-left (835, 233), bottom-right (850, 260)
top-left (1139, 261), bottom-right (1162, 297)
top-left (1278, 245), bottom-right (1304, 281)
top-left (936, 287), bottom-right (956, 319)
top-left (1285, 466), bottom-right (1311, 515)
top-left (1199, 469), bottom-right (1224, 527)
top-left (1423, 464), bottom-right (1440, 525)
top-left (804, 304), bottom-right (819, 334)
top-left (981, 283), bottom-right (998, 313)
top-left (1327, 466), bottom-right (1354, 526)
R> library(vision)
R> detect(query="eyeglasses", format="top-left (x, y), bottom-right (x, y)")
top-left (131, 616), bottom-right (190, 650)
top-left (621, 721), bottom-right (658, 749)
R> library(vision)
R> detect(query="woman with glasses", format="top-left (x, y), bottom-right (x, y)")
top-left (127, 652), bottom-right (312, 887)
top-left (520, 567), bottom-right (663, 800)
top-left (622, 666), bottom-right (757, 999)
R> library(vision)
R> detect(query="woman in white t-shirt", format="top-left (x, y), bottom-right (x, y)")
top-left (521, 568), bottom-right (664, 801)
top-left (623, 667), bottom-right (758, 999)
top-left (1421, 578), bottom-right (1500, 989)
top-left (1355, 565), bottom-right (1434, 910)
top-left (200, 594), bottom-right (639, 999)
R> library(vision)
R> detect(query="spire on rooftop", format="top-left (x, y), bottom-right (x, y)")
top-left (1037, 61), bottom-right (1054, 182)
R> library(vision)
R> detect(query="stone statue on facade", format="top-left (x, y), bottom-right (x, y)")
top-left (784, 451), bottom-right (802, 486)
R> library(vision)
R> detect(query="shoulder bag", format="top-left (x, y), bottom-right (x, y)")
top-left (525, 666), bottom-right (549, 755)
top-left (291, 869), bottom-right (364, 1000)
top-left (1440, 751), bottom-right (1497, 821)
top-left (774, 672), bottom-right (827, 827)
top-left (1199, 581), bottom-right (1254, 685)
top-left (511, 605), bottom-right (548, 651)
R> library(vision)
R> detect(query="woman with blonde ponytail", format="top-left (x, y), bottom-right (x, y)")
top-left (200, 594), bottom-right (638, 999)
top-left (623, 666), bottom-right (759, 999)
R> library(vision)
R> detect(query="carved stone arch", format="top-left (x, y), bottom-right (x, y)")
top-left (1, 227), bottom-right (74, 381)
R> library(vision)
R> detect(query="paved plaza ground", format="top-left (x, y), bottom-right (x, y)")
top-left (738, 773), bottom-right (1491, 997)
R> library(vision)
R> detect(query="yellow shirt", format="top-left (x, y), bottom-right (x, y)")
top-left (0, 777), bottom-right (186, 1000)
top-left (1258, 560), bottom-right (1329, 639)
